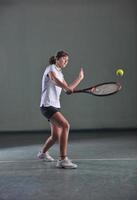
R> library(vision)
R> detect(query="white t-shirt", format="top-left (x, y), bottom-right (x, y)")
top-left (40, 64), bottom-right (64, 108)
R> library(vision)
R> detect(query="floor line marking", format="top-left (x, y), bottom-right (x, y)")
top-left (0, 158), bottom-right (137, 163)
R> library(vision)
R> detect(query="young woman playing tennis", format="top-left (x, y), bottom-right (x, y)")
top-left (37, 50), bottom-right (84, 169)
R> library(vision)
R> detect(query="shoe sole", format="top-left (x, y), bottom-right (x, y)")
top-left (56, 165), bottom-right (77, 169)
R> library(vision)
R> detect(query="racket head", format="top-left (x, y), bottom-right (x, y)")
top-left (85, 82), bottom-right (122, 96)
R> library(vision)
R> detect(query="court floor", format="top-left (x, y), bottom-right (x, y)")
top-left (0, 130), bottom-right (137, 200)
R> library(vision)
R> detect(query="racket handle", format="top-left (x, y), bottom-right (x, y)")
top-left (65, 90), bottom-right (73, 95)
top-left (72, 90), bottom-right (83, 93)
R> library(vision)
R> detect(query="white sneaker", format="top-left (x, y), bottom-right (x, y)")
top-left (56, 157), bottom-right (77, 169)
top-left (37, 151), bottom-right (55, 162)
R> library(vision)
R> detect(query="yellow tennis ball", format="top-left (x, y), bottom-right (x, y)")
top-left (116, 69), bottom-right (124, 76)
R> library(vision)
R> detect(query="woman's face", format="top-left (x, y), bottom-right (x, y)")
top-left (57, 56), bottom-right (69, 68)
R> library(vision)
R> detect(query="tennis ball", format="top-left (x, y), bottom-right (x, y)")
top-left (116, 69), bottom-right (124, 76)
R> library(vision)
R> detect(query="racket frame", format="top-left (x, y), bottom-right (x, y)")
top-left (73, 82), bottom-right (122, 96)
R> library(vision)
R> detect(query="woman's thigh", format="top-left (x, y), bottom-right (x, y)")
top-left (50, 112), bottom-right (70, 129)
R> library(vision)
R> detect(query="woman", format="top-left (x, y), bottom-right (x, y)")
top-left (37, 50), bottom-right (84, 169)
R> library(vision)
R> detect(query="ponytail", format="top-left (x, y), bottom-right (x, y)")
top-left (49, 56), bottom-right (56, 65)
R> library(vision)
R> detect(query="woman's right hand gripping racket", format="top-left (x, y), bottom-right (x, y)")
top-left (71, 82), bottom-right (122, 96)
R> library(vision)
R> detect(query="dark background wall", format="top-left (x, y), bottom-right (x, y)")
top-left (0, 0), bottom-right (137, 131)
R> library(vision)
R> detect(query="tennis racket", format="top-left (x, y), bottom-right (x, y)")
top-left (72, 82), bottom-right (122, 96)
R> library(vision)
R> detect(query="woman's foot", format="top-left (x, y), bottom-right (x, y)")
top-left (37, 151), bottom-right (55, 162)
top-left (56, 157), bottom-right (77, 169)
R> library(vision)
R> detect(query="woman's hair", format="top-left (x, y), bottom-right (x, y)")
top-left (49, 50), bottom-right (69, 65)
top-left (49, 56), bottom-right (56, 65)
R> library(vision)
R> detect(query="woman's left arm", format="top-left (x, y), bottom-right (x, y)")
top-left (65, 68), bottom-right (84, 90)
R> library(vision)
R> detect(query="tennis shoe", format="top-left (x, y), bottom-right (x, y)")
top-left (56, 157), bottom-right (77, 169)
top-left (37, 151), bottom-right (55, 162)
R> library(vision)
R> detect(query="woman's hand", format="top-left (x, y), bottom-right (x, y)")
top-left (78, 68), bottom-right (84, 81)
top-left (65, 68), bottom-right (84, 94)
top-left (66, 87), bottom-right (73, 95)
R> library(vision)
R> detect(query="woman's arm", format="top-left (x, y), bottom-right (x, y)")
top-left (48, 68), bottom-right (84, 93)
top-left (48, 71), bottom-right (73, 93)
top-left (67, 68), bottom-right (84, 90)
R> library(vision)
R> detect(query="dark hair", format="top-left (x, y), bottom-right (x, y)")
top-left (49, 56), bottom-right (56, 65)
top-left (49, 50), bottom-right (69, 65)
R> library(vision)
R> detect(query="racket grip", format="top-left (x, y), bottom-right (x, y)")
top-left (65, 90), bottom-right (73, 95)
top-left (72, 90), bottom-right (83, 93)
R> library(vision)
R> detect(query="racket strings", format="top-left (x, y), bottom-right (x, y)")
top-left (92, 84), bottom-right (119, 95)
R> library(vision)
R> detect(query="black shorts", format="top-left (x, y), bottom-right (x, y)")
top-left (40, 106), bottom-right (60, 121)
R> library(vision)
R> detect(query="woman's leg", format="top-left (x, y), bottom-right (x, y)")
top-left (41, 123), bottom-right (62, 153)
top-left (39, 111), bottom-right (77, 168)
top-left (50, 111), bottom-right (70, 159)
top-left (50, 112), bottom-right (77, 169)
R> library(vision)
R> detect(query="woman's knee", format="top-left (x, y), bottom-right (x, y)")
top-left (50, 112), bottom-right (70, 131)
top-left (62, 120), bottom-right (70, 131)
top-left (51, 130), bottom-right (60, 141)
top-left (51, 124), bottom-right (62, 141)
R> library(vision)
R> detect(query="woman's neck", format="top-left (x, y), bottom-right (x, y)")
top-left (55, 64), bottom-right (61, 71)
